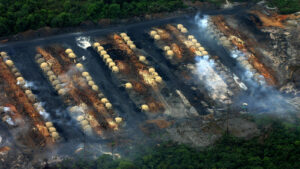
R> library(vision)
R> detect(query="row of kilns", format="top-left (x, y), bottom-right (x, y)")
top-left (119, 33), bottom-right (164, 112)
top-left (175, 24), bottom-right (236, 103)
top-left (65, 49), bottom-right (123, 127)
top-left (0, 52), bottom-right (59, 144)
top-left (35, 47), bottom-right (119, 137)
top-left (0, 73), bottom-right (24, 128)
top-left (173, 24), bottom-right (243, 95)
top-left (93, 33), bottom-right (164, 113)
top-left (208, 16), bottom-right (275, 85)
top-left (149, 25), bottom-right (217, 110)
top-left (119, 33), bottom-right (164, 87)
top-left (150, 25), bottom-right (194, 64)
top-left (150, 24), bottom-right (237, 104)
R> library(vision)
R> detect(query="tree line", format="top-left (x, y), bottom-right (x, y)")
top-left (56, 118), bottom-right (300, 169)
top-left (0, 0), bottom-right (299, 37)
top-left (0, 0), bottom-right (184, 37)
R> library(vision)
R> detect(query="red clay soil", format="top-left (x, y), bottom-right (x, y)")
top-left (37, 47), bottom-right (108, 134)
top-left (0, 58), bottom-right (52, 145)
top-left (211, 15), bottom-right (277, 86)
top-left (146, 119), bottom-right (173, 129)
top-left (110, 34), bottom-right (165, 112)
top-left (52, 46), bottom-right (117, 129)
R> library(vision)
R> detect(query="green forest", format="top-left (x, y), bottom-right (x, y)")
top-left (0, 0), bottom-right (299, 37)
top-left (268, 0), bottom-right (300, 14)
top-left (56, 119), bottom-right (300, 169)
top-left (0, 0), bottom-right (185, 37)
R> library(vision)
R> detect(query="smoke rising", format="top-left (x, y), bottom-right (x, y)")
top-left (195, 14), bottom-right (209, 29)
top-left (193, 13), bottom-right (298, 114)
top-left (76, 36), bottom-right (92, 49)
top-left (230, 49), bottom-right (243, 59)
top-left (194, 55), bottom-right (231, 103)
top-left (223, 0), bottom-right (233, 9)
top-left (229, 49), bottom-right (266, 85)
top-left (24, 81), bottom-right (38, 90)
top-left (233, 74), bottom-right (248, 90)
top-left (36, 102), bottom-right (50, 119)
top-left (3, 107), bottom-right (11, 112)
top-left (5, 117), bottom-right (14, 126)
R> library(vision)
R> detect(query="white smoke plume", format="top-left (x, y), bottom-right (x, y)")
top-left (228, 47), bottom-right (296, 115)
top-left (39, 111), bottom-right (50, 119)
top-left (193, 13), bottom-right (298, 115)
top-left (233, 74), bottom-right (248, 90)
top-left (76, 36), bottom-right (92, 49)
top-left (5, 116), bottom-right (15, 126)
top-left (36, 102), bottom-right (50, 119)
top-left (1, 107), bottom-right (15, 126)
top-left (16, 80), bottom-right (22, 86)
top-left (24, 81), bottom-right (38, 90)
top-left (242, 86), bottom-right (297, 114)
top-left (3, 107), bottom-right (11, 112)
top-left (230, 49), bottom-right (243, 59)
top-left (223, 0), bottom-right (233, 9)
top-left (230, 49), bottom-right (266, 85)
top-left (194, 55), bottom-right (231, 103)
top-left (195, 14), bottom-right (209, 29)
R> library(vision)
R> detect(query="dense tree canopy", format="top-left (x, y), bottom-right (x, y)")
top-left (268, 0), bottom-right (300, 14)
top-left (0, 0), bottom-right (299, 37)
top-left (0, 0), bottom-right (184, 37)
top-left (57, 120), bottom-right (300, 169)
